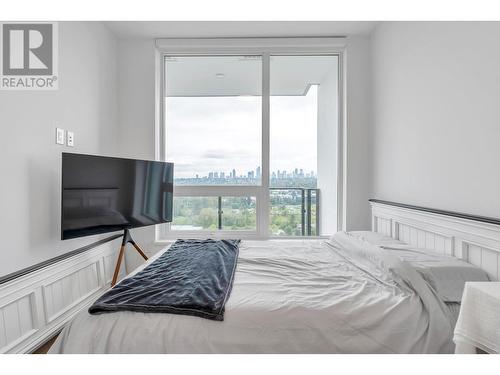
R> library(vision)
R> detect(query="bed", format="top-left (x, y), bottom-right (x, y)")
top-left (50, 226), bottom-right (489, 354)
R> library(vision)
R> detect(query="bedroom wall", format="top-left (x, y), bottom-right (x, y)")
top-left (317, 60), bottom-right (338, 234)
top-left (115, 40), bottom-right (159, 271)
top-left (0, 22), bottom-right (120, 277)
top-left (370, 22), bottom-right (500, 218)
top-left (344, 35), bottom-right (372, 230)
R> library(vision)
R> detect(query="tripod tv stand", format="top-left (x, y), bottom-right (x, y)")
top-left (111, 228), bottom-right (148, 287)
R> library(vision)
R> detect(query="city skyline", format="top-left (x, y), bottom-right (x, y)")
top-left (175, 166), bottom-right (316, 181)
top-left (166, 88), bottom-right (318, 179)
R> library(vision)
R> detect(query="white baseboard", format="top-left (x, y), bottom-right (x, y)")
top-left (0, 238), bottom-right (123, 353)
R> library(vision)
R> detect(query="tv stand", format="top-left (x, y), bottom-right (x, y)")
top-left (111, 228), bottom-right (149, 287)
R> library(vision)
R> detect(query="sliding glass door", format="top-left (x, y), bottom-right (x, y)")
top-left (157, 41), bottom-right (341, 239)
top-left (269, 55), bottom-right (339, 236)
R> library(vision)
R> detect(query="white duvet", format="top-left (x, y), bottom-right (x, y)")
top-left (50, 233), bottom-right (454, 354)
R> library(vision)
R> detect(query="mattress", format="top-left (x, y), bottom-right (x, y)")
top-left (50, 234), bottom-right (454, 354)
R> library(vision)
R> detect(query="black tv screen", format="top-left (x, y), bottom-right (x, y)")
top-left (61, 153), bottom-right (173, 240)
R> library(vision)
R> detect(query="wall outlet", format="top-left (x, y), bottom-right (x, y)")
top-left (56, 128), bottom-right (65, 145)
top-left (67, 131), bottom-right (74, 147)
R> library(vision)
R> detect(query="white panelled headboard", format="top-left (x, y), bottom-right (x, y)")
top-left (370, 200), bottom-right (500, 281)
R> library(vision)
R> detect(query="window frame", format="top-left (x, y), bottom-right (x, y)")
top-left (154, 38), bottom-right (346, 242)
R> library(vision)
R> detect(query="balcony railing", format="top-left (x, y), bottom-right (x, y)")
top-left (171, 188), bottom-right (320, 236)
top-left (269, 188), bottom-right (319, 236)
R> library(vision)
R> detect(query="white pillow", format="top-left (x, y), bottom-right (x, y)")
top-left (347, 230), bottom-right (405, 247)
top-left (346, 231), bottom-right (490, 302)
top-left (380, 245), bottom-right (490, 302)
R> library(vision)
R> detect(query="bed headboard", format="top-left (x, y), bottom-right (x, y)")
top-left (370, 199), bottom-right (500, 281)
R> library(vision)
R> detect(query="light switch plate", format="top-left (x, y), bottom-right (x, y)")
top-left (56, 128), bottom-right (65, 145)
top-left (67, 131), bottom-right (74, 147)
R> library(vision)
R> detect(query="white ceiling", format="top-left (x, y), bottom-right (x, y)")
top-left (105, 21), bottom-right (379, 40)
top-left (107, 21), bottom-right (368, 96)
top-left (166, 55), bottom-right (338, 96)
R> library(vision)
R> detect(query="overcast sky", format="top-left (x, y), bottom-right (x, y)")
top-left (166, 86), bottom-right (318, 179)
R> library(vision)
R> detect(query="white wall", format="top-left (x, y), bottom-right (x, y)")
top-left (317, 60), bottom-right (339, 234)
top-left (116, 40), bottom-right (157, 160)
top-left (0, 22), bottom-right (120, 277)
top-left (115, 40), bottom-right (162, 271)
top-left (344, 36), bottom-right (372, 230)
top-left (371, 22), bottom-right (500, 217)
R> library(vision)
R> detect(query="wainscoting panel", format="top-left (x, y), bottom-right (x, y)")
top-left (42, 262), bottom-right (100, 324)
top-left (396, 222), bottom-right (454, 256)
top-left (462, 242), bottom-right (500, 280)
top-left (0, 237), bottom-right (123, 353)
top-left (373, 216), bottom-right (392, 236)
top-left (103, 253), bottom-right (118, 284)
top-left (0, 293), bottom-right (37, 353)
top-left (371, 201), bottom-right (500, 281)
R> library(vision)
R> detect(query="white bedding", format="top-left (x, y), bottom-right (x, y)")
top-left (50, 233), bottom-right (454, 354)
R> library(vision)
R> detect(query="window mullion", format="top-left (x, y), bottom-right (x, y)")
top-left (258, 52), bottom-right (271, 238)
top-left (218, 196), bottom-right (222, 230)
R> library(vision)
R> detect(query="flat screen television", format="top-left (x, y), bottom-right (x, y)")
top-left (61, 153), bottom-right (174, 240)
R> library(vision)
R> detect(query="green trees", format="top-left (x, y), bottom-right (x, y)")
top-left (171, 197), bottom-right (256, 230)
top-left (269, 205), bottom-right (301, 236)
top-left (171, 194), bottom-right (315, 235)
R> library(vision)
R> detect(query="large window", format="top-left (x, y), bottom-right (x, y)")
top-left (165, 56), bottom-right (262, 185)
top-left (158, 40), bottom-right (341, 239)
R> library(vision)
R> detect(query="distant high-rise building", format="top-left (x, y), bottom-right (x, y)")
top-left (272, 172), bottom-right (277, 179)
top-left (299, 169), bottom-right (304, 177)
top-left (232, 169), bottom-right (236, 179)
top-left (196, 174), bottom-right (199, 179)
top-left (294, 168), bottom-right (299, 177)
top-left (208, 172), bottom-right (214, 179)
top-left (256, 166), bottom-right (261, 178)
top-left (214, 172), bottom-right (219, 179)
top-left (220, 172), bottom-right (225, 179)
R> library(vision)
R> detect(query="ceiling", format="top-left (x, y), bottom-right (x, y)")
top-left (105, 21), bottom-right (379, 40)
top-left (166, 55), bottom-right (339, 96)
top-left (106, 21), bottom-right (368, 96)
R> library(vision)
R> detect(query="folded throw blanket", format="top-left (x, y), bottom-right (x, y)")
top-left (89, 239), bottom-right (241, 321)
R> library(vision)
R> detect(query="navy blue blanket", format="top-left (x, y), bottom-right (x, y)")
top-left (88, 239), bottom-right (240, 321)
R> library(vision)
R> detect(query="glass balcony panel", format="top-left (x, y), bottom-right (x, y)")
top-left (171, 197), bottom-right (218, 230)
top-left (221, 197), bottom-right (257, 231)
top-left (269, 189), bottom-right (304, 236)
top-left (171, 196), bottom-right (257, 231)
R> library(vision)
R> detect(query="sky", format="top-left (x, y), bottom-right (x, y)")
top-left (165, 86), bottom-right (318, 179)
